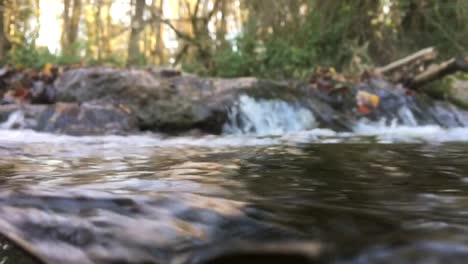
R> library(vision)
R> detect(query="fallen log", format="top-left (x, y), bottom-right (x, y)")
top-left (409, 56), bottom-right (468, 88)
top-left (376, 47), bottom-right (468, 89)
top-left (375, 47), bottom-right (438, 83)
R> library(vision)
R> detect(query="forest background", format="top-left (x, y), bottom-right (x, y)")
top-left (0, 0), bottom-right (467, 79)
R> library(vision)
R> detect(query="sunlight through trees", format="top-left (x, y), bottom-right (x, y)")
top-left (0, 0), bottom-right (467, 78)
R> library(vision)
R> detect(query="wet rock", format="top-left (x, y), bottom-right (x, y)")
top-left (185, 241), bottom-right (327, 264)
top-left (347, 242), bottom-right (468, 264)
top-left (0, 102), bottom-right (137, 135)
top-left (36, 102), bottom-right (138, 135)
top-left (446, 78), bottom-right (468, 109)
top-left (2, 88), bottom-right (31, 104)
top-left (357, 78), bottom-right (468, 128)
top-left (30, 81), bottom-right (56, 104)
top-left (54, 68), bottom-right (290, 134)
top-left (0, 104), bottom-right (47, 130)
top-left (51, 67), bottom-right (468, 135)
top-left (0, 189), bottom-right (310, 264)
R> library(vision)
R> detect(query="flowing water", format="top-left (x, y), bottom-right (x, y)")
top-left (2, 96), bottom-right (468, 263)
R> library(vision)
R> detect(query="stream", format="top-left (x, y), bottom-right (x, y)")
top-left (2, 96), bottom-right (468, 263)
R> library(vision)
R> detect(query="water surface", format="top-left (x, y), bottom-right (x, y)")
top-left (1, 129), bottom-right (468, 263)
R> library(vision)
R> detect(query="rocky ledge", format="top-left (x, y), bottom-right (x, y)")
top-left (1, 67), bottom-right (468, 136)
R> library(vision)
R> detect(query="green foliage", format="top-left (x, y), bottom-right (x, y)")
top-left (86, 56), bottom-right (126, 67)
top-left (5, 40), bottom-right (81, 68)
top-left (208, 0), bottom-right (468, 80)
top-left (5, 0), bottom-right (468, 79)
top-left (5, 40), bottom-right (125, 69)
top-left (210, 0), bottom-right (374, 79)
top-left (212, 36), bottom-right (261, 78)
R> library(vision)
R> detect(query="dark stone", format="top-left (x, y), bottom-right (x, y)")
top-left (30, 81), bottom-right (56, 104)
top-left (35, 102), bottom-right (138, 136)
top-left (0, 102), bottom-right (137, 135)
top-left (0, 104), bottom-right (48, 130)
top-left (54, 68), bottom-right (287, 134)
top-left (50, 67), bottom-right (468, 135)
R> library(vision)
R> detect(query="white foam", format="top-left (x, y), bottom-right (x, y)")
top-left (223, 95), bottom-right (316, 136)
top-left (0, 110), bottom-right (25, 129)
top-left (1, 98), bottom-right (468, 148)
top-left (0, 123), bottom-right (468, 153)
top-left (352, 118), bottom-right (468, 143)
top-left (398, 106), bottom-right (418, 126)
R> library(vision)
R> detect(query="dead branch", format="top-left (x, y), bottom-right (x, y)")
top-left (374, 47), bottom-right (468, 89)
top-left (409, 56), bottom-right (468, 88)
top-left (376, 47), bottom-right (438, 76)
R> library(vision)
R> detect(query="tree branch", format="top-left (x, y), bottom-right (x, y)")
top-left (376, 47), bottom-right (437, 75)
top-left (206, 0), bottom-right (221, 21)
top-left (161, 19), bottom-right (195, 43)
top-left (192, 0), bottom-right (202, 18)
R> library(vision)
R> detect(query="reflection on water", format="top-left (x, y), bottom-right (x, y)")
top-left (0, 234), bottom-right (38, 264)
top-left (1, 132), bottom-right (468, 263)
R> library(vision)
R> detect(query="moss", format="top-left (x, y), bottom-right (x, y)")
top-left (423, 75), bottom-right (468, 110)
top-left (448, 95), bottom-right (468, 109)
top-left (452, 72), bottom-right (468, 81)
top-left (422, 78), bottom-right (453, 101)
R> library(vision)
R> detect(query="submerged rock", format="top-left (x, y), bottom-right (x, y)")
top-left (185, 240), bottom-right (326, 264)
top-left (0, 189), bottom-right (322, 264)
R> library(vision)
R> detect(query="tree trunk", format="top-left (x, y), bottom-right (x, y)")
top-left (0, 0), bottom-right (10, 61)
top-left (68, 0), bottom-right (82, 53)
top-left (84, 0), bottom-right (95, 58)
top-left (127, 0), bottom-right (145, 66)
top-left (153, 0), bottom-right (165, 64)
top-left (62, 0), bottom-right (82, 56)
top-left (103, 0), bottom-right (112, 58)
top-left (61, 0), bottom-right (70, 50)
top-left (95, 0), bottom-right (102, 60)
top-left (215, 0), bottom-right (228, 50)
top-left (32, 0), bottom-right (40, 45)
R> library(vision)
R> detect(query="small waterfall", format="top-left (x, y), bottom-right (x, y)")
top-left (397, 106), bottom-right (418, 126)
top-left (223, 95), bottom-right (316, 136)
top-left (0, 111), bottom-right (25, 130)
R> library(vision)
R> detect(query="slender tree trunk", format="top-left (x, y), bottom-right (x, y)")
top-left (62, 0), bottom-right (82, 56)
top-left (127, 0), bottom-right (145, 66)
top-left (0, 0), bottom-right (10, 61)
top-left (61, 0), bottom-right (70, 50)
top-left (84, 0), bottom-right (94, 58)
top-left (32, 0), bottom-right (40, 46)
top-left (95, 0), bottom-right (102, 60)
top-left (103, 0), bottom-right (112, 57)
top-left (216, 0), bottom-right (228, 49)
top-left (68, 0), bottom-right (82, 52)
top-left (153, 0), bottom-right (164, 64)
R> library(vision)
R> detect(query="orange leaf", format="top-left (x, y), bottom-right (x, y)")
top-left (43, 63), bottom-right (53, 78)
